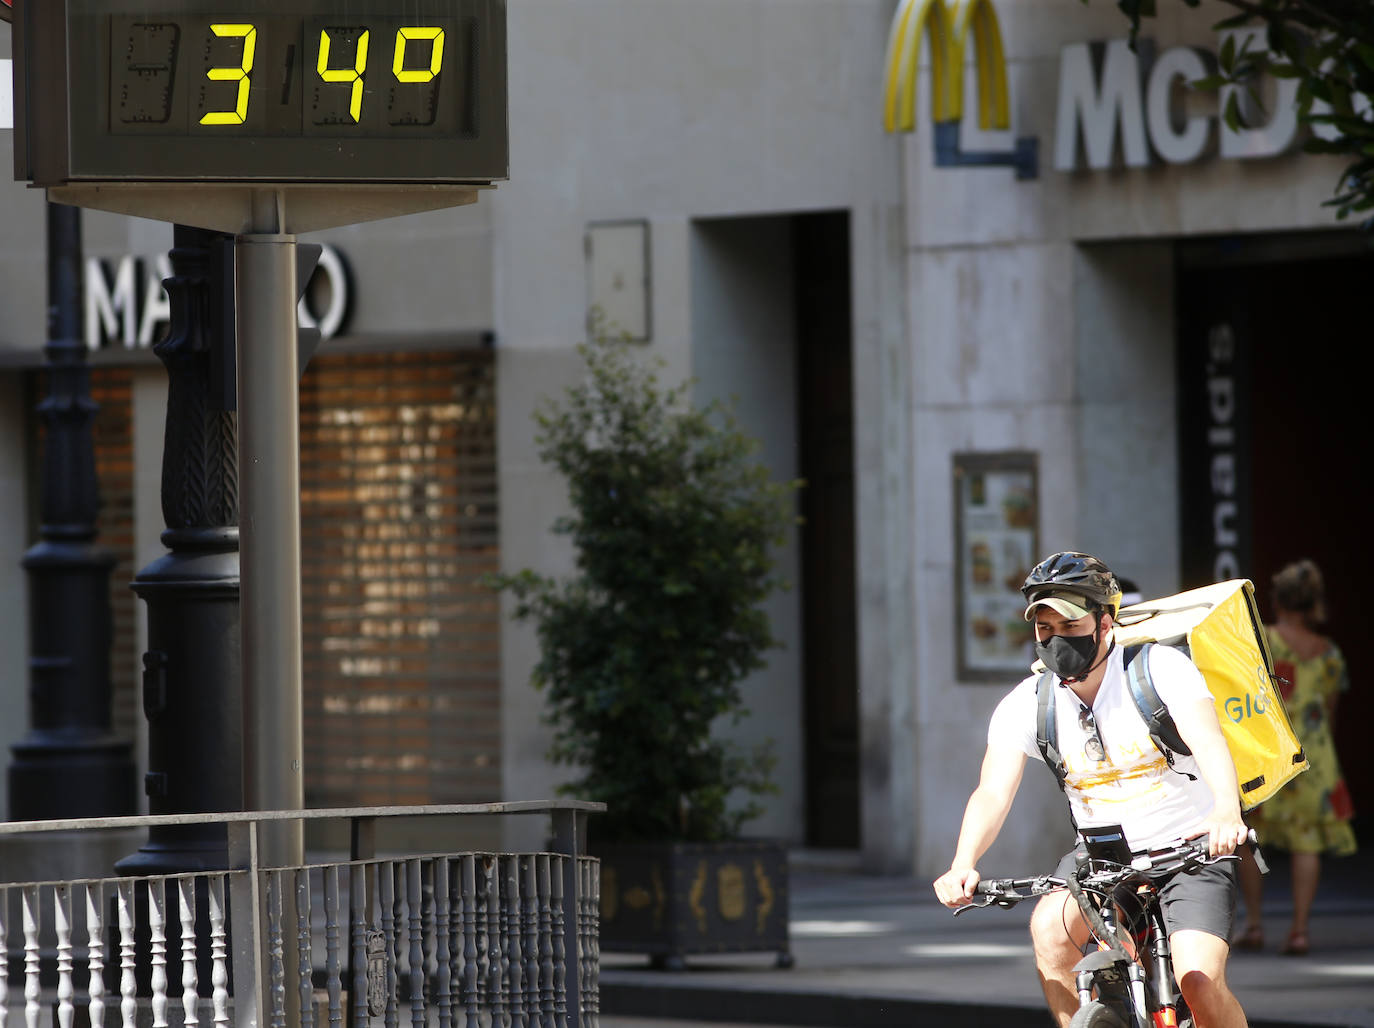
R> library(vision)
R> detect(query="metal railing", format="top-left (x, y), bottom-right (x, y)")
top-left (0, 800), bottom-right (602, 1028)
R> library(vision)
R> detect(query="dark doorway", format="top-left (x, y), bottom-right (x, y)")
top-left (1177, 238), bottom-right (1374, 844)
top-left (795, 212), bottom-right (859, 848)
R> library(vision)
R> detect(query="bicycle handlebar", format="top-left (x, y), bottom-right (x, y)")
top-left (958, 829), bottom-right (1264, 914)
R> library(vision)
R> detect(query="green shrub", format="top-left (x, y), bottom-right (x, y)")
top-left (491, 338), bottom-right (797, 843)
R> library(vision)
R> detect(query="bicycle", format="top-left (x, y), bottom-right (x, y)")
top-left (955, 827), bottom-right (1267, 1028)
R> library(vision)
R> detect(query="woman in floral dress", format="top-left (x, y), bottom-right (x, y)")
top-left (1235, 560), bottom-right (1357, 955)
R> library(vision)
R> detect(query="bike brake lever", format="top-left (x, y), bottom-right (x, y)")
top-left (953, 894), bottom-right (1002, 916)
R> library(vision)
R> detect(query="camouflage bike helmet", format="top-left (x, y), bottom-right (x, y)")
top-left (1021, 551), bottom-right (1123, 619)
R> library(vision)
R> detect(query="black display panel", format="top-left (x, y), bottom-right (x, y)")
top-left (13, 0), bottom-right (506, 185)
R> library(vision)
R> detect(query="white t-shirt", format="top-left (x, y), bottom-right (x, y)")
top-left (988, 643), bottom-right (1216, 852)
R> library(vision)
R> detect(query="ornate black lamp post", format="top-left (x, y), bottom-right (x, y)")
top-left (8, 202), bottom-right (136, 820)
top-left (116, 224), bottom-right (242, 876)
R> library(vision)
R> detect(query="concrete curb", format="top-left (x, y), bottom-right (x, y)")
top-left (602, 979), bottom-right (1044, 1028)
top-left (601, 979), bottom-right (1374, 1028)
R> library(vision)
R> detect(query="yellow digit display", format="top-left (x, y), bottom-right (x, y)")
top-left (318, 28), bottom-right (370, 123)
top-left (27, 2), bottom-right (507, 187)
top-left (199, 24), bottom-right (257, 125)
top-left (394, 27), bottom-right (445, 83)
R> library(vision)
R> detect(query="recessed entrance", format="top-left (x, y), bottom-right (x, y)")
top-left (1177, 236), bottom-right (1374, 842)
top-left (690, 211), bottom-right (859, 848)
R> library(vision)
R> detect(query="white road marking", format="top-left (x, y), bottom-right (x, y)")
top-left (789, 919), bottom-right (898, 937)
top-left (903, 942), bottom-right (1032, 959)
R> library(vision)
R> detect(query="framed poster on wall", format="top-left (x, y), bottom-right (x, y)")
top-left (954, 452), bottom-right (1039, 681)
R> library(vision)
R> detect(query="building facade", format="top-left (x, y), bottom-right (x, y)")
top-left (885, 0), bottom-right (1372, 876)
top-left (1, 0), bottom-right (1368, 877)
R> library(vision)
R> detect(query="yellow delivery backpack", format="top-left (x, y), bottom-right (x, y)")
top-left (1112, 579), bottom-right (1308, 810)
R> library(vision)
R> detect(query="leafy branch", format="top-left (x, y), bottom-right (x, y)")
top-left (1112, 0), bottom-right (1374, 223)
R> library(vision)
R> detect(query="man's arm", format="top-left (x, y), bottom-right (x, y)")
top-left (1170, 695), bottom-right (1248, 857)
top-left (933, 743), bottom-right (1026, 907)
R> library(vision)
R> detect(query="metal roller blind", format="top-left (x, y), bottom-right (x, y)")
top-left (299, 349), bottom-right (502, 807)
top-left (89, 369), bottom-right (140, 746)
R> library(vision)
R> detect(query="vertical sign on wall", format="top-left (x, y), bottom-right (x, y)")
top-left (1177, 276), bottom-right (1254, 589)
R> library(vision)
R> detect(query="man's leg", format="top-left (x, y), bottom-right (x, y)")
top-left (1171, 930), bottom-right (1248, 1028)
top-left (1030, 891), bottom-right (1092, 1028)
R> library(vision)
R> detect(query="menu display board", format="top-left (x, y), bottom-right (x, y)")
top-left (954, 452), bottom-right (1039, 680)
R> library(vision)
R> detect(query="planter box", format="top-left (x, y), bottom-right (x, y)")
top-left (596, 839), bottom-right (791, 969)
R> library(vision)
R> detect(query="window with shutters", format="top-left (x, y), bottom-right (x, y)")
top-left (30, 351), bottom-right (501, 809)
top-left (299, 349), bottom-right (502, 807)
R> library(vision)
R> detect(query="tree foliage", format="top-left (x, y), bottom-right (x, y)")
top-left (1114, 0), bottom-right (1374, 224)
top-left (490, 338), bottom-right (796, 843)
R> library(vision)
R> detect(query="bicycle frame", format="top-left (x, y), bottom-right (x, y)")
top-left (1070, 873), bottom-right (1182, 1028)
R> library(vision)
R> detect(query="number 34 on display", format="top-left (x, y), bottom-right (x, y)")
top-left (201, 24), bottom-right (443, 125)
top-left (113, 18), bottom-right (463, 136)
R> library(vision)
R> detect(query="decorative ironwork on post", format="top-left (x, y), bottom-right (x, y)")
top-left (8, 201), bottom-right (136, 820)
top-left (118, 224), bottom-right (242, 876)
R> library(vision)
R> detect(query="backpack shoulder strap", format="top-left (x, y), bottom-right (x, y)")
top-left (1123, 642), bottom-right (1193, 765)
top-left (1035, 670), bottom-right (1068, 792)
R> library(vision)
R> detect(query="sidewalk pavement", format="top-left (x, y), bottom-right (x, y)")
top-left (600, 849), bottom-right (1374, 1028)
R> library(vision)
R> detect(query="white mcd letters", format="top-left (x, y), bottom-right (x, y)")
top-left (1053, 28), bottom-right (1365, 172)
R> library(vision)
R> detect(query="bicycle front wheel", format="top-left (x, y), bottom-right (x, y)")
top-left (1070, 1000), bottom-right (1130, 1028)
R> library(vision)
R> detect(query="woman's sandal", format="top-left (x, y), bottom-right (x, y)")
top-left (1232, 925), bottom-right (1264, 951)
top-left (1280, 931), bottom-right (1310, 956)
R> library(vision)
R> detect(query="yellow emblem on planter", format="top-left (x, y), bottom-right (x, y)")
top-left (689, 860), bottom-right (708, 932)
top-left (600, 866), bottom-right (619, 920)
top-left (717, 864), bottom-right (746, 921)
top-left (754, 860), bottom-right (775, 934)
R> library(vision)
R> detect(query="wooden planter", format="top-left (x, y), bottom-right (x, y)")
top-left (596, 839), bottom-right (791, 969)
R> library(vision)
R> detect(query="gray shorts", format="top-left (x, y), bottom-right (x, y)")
top-left (1054, 851), bottom-right (1238, 943)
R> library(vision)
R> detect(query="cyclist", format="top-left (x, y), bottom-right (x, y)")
top-left (933, 552), bottom-right (1252, 1028)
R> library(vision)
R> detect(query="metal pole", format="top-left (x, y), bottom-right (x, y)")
top-left (234, 231), bottom-right (304, 866)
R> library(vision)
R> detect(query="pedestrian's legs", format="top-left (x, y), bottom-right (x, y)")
top-left (1171, 929), bottom-right (1248, 1028)
top-left (1030, 891), bottom-right (1091, 1028)
top-left (1235, 849), bottom-right (1264, 944)
top-left (1286, 851), bottom-right (1320, 951)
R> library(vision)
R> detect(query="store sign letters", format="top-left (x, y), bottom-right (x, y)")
top-left (1204, 323), bottom-right (1241, 582)
top-left (1054, 28), bottom-right (1354, 172)
top-left (85, 244), bottom-right (351, 351)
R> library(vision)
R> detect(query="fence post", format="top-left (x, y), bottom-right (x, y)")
top-left (550, 807), bottom-right (588, 1028)
top-left (229, 819), bottom-right (265, 1028)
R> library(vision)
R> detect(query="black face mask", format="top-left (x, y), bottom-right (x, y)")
top-left (1035, 632), bottom-right (1100, 681)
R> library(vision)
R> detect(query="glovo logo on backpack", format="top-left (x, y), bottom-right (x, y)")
top-left (1223, 688), bottom-right (1268, 724)
top-left (1223, 663), bottom-right (1275, 722)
